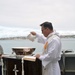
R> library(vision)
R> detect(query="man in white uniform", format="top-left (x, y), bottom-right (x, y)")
top-left (31, 22), bottom-right (62, 75)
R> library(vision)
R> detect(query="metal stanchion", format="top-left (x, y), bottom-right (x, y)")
top-left (1, 58), bottom-right (3, 75)
top-left (62, 51), bottom-right (66, 75)
top-left (22, 58), bottom-right (24, 75)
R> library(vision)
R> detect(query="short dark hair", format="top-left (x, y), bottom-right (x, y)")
top-left (40, 22), bottom-right (53, 30)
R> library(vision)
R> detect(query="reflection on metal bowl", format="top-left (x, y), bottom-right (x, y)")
top-left (12, 47), bottom-right (35, 55)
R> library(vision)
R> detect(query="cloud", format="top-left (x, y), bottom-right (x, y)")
top-left (0, 0), bottom-right (75, 30)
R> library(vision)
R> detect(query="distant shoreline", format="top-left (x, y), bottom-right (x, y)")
top-left (60, 35), bottom-right (75, 38)
top-left (0, 35), bottom-right (75, 40)
top-left (0, 36), bottom-right (26, 40)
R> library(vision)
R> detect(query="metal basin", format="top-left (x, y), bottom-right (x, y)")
top-left (12, 47), bottom-right (35, 55)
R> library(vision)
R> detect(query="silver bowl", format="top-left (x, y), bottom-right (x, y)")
top-left (12, 47), bottom-right (35, 55)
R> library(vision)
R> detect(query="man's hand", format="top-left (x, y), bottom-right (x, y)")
top-left (30, 32), bottom-right (36, 35)
top-left (35, 54), bottom-right (40, 59)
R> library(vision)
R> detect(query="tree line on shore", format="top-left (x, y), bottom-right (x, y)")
top-left (0, 35), bottom-right (75, 40)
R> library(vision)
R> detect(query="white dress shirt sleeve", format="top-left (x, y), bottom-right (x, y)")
top-left (36, 33), bottom-right (47, 44)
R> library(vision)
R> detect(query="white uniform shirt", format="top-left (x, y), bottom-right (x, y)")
top-left (36, 31), bottom-right (62, 75)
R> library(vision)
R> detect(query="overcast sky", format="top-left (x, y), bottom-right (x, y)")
top-left (0, 0), bottom-right (75, 31)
